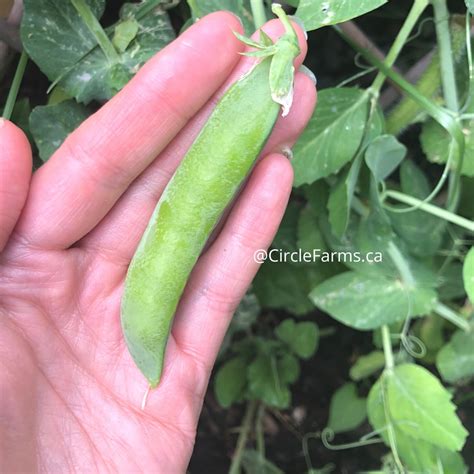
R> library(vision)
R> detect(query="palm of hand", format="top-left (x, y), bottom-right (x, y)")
top-left (1, 244), bottom-right (200, 472)
top-left (0, 12), bottom-right (313, 473)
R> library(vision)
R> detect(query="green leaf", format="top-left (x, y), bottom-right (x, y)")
top-left (327, 383), bottom-right (366, 434)
top-left (437, 262), bottom-right (466, 300)
top-left (254, 261), bottom-right (320, 316)
top-left (248, 354), bottom-right (291, 408)
top-left (278, 352), bottom-right (300, 384)
top-left (368, 364), bottom-right (468, 451)
top-left (368, 381), bottom-right (465, 473)
top-left (275, 319), bottom-right (319, 359)
top-left (241, 450), bottom-right (284, 474)
top-left (466, 0), bottom-right (474, 14)
top-left (187, 0), bottom-right (254, 33)
top-left (22, 0), bottom-right (175, 103)
top-left (297, 206), bottom-right (326, 253)
top-left (436, 329), bottom-right (474, 383)
top-left (29, 101), bottom-right (92, 162)
top-left (349, 351), bottom-right (385, 381)
top-left (365, 135), bottom-right (406, 182)
top-left (327, 154), bottom-right (362, 238)
top-left (389, 161), bottom-right (445, 257)
top-left (292, 88), bottom-right (372, 186)
top-left (214, 356), bottom-right (248, 407)
top-left (296, 0), bottom-right (387, 31)
top-left (303, 181), bottom-right (329, 217)
top-left (310, 271), bottom-right (437, 330)
top-left (420, 118), bottom-right (474, 177)
top-left (463, 246), bottom-right (474, 303)
top-left (112, 18), bottom-right (139, 53)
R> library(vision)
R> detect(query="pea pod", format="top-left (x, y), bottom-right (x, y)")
top-left (121, 5), bottom-right (300, 387)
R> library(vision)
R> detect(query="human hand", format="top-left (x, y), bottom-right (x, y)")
top-left (0, 12), bottom-right (315, 473)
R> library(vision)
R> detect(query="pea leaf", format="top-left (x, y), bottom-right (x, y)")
top-left (349, 351), bottom-right (385, 381)
top-left (466, 0), bottom-right (474, 13)
top-left (327, 383), bottom-right (366, 434)
top-left (297, 206), bottom-right (326, 253)
top-left (389, 161), bottom-right (445, 257)
top-left (112, 18), bottom-right (139, 53)
top-left (368, 364), bottom-right (468, 451)
top-left (187, 0), bottom-right (254, 33)
top-left (436, 329), bottom-right (474, 383)
top-left (214, 356), bottom-right (248, 407)
top-left (254, 261), bottom-right (322, 316)
top-left (327, 154), bottom-right (362, 238)
top-left (420, 118), bottom-right (474, 177)
top-left (296, 0), bottom-right (387, 31)
top-left (310, 271), bottom-right (437, 330)
top-left (365, 134), bottom-right (406, 182)
top-left (247, 354), bottom-right (291, 408)
top-left (292, 88), bottom-right (372, 186)
top-left (369, 388), bottom-right (466, 474)
top-left (303, 181), bottom-right (329, 217)
top-left (29, 101), bottom-right (92, 161)
top-left (463, 246), bottom-right (474, 303)
top-left (21, 0), bottom-right (175, 103)
top-left (275, 319), bottom-right (319, 359)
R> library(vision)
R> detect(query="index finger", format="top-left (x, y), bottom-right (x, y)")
top-left (15, 12), bottom-right (244, 250)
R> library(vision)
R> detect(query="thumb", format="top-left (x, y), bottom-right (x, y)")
top-left (0, 119), bottom-right (32, 251)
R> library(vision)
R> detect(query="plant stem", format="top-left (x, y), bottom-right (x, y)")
top-left (387, 241), bottom-right (415, 286)
top-left (255, 403), bottom-right (265, 458)
top-left (71, 0), bottom-right (119, 63)
top-left (371, 0), bottom-right (429, 93)
top-left (250, 0), bottom-right (267, 30)
top-left (229, 400), bottom-right (258, 474)
top-left (432, 0), bottom-right (459, 112)
top-left (2, 51), bottom-right (28, 120)
top-left (435, 302), bottom-right (471, 331)
top-left (385, 190), bottom-right (474, 232)
top-left (381, 325), bottom-right (395, 371)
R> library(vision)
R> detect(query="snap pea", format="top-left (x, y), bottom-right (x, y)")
top-left (121, 5), bottom-right (300, 387)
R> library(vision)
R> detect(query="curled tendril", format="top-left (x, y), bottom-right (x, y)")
top-left (321, 428), bottom-right (384, 451)
top-left (401, 334), bottom-right (427, 358)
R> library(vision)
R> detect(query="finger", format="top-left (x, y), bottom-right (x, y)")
top-left (80, 22), bottom-right (311, 264)
top-left (15, 12), bottom-right (244, 250)
top-left (168, 154), bottom-right (294, 396)
top-left (0, 119), bottom-right (32, 252)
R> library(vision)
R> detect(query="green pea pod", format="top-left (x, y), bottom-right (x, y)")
top-left (121, 5), bottom-right (300, 387)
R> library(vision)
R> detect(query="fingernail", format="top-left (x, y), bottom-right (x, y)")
top-left (281, 146), bottom-right (294, 160)
top-left (289, 15), bottom-right (307, 39)
top-left (0, 118), bottom-right (5, 129)
top-left (298, 64), bottom-right (317, 86)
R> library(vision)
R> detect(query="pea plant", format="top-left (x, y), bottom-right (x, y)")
top-left (0, 0), bottom-right (473, 472)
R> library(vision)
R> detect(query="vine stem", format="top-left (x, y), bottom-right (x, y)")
top-left (2, 51), bottom-right (28, 120)
top-left (381, 325), bottom-right (394, 371)
top-left (385, 190), bottom-right (474, 232)
top-left (431, 0), bottom-right (459, 112)
top-left (71, 0), bottom-right (119, 63)
top-left (435, 302), bottom-right (471, 332)
top-left (371, 0), bottom-right (429, 93)
top-left (250, 0), bottom-right (267, 30)
top-left (229, 400), bottom-right (258, 474)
